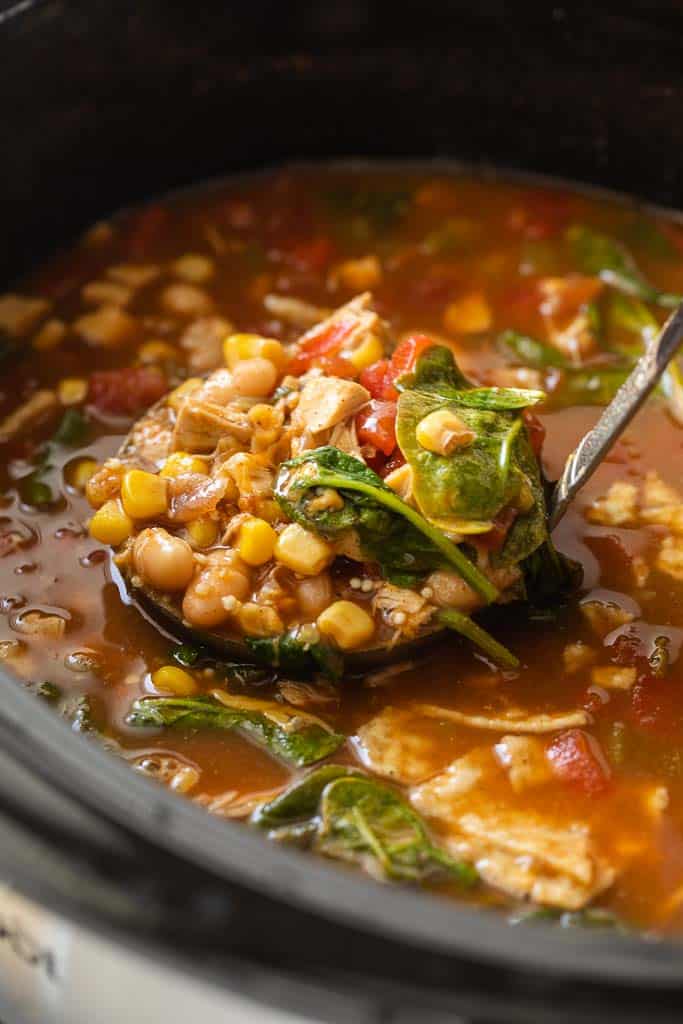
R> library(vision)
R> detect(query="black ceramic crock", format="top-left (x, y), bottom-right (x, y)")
top-left (3, 2), bottom-right (683, 1020)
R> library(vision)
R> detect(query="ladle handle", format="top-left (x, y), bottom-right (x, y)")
top-left (549, 301), bottom-right (683, 530)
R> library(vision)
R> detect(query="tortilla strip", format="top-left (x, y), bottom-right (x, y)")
top-left (412, 704), bottom-right (589, 733)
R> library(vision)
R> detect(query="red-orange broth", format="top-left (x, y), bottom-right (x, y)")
top-left (3, 166), bottom-right (683, 933)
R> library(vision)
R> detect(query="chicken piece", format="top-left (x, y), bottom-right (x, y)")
top-left (586, 481), bottom-right (638, 527)
top-left (167, 473), bottom-right (231, 522)
top-left (424, 569), bottom-right (482, 614)
top-left (414, 704), bottom-right (589, 733)
top-left (180, 316), bottom-right (233, 373)
top-left (222, 452), bottom-right (274, 513)
top-left (352, 708), bottom-right (444, 785)
top-left (295, 292), bottom-right (385, 360)
top-left (193, 368), bottom-right (238, 406)
top-left (0, 294), bottom-right (50, 336)
top-left (494, 735), bottom-right (553, 793)
top-left (291, 375), bottom-right (370, 435)
top-left (263, 294), bottom-right (331, 329)
top-left (580, 599), bottom-right (635, 639)
top-left (126, 411), bottom-right (173, 466)
top-left (539, 275), bottom-right (603, 363)
top-left (656, 535), bottom-right (683, 582)
top-left (0, 389), bottom-right (58, 442)
top-left (372, 583), bottom-right (435, 640)
top-left (172, 398), bottom-right (251, 453)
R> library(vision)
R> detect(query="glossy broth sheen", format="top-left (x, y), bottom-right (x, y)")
top-left (4, 166), bottom-right (683, 932)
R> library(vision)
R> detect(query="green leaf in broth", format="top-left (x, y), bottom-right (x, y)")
top-left (498, 329), bottom-right (569, 369)
top-left (247, 627), bottom-right (345, 681)
top-left (252, 764), bottom-right (364, 828)
top-left (126, 693), bottom-right (344, 767)
top-left (436, 608), bottom-right (519, 669)
top-left (395, 346), bottom-right (547, 564)
top-left (275, 445), bottom-right (498, 602)
top-left (567, 223), bottom-right (681, 308)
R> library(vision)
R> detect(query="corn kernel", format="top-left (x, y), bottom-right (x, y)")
top-left (238, 517), bottom-right (277, 566)
top-left (151, 665), bottom-right (198, 696)
top-left (89, 499), bottom-right (133, 545)
top-left (274, 523), bottom-right (334, 575)
top-left (187, 517), bottom-right (219, 548)
top-left (68, 457), bottom-right (99, 491)
top-left (224, 333), bottom-right (286, 371)
top-left (121, 469), bottom-right (168, 519)
top-left (317, 600), bottom-right (375, 651)
top-left (57, 377), bottom-right (88, 406)
top-left (347, 332), bottom-right (385, 371)
top-left (137, 340), bottom-right (178, 364)
top-left (416, 408), bottom-right (475, 456)
top-left (443, 291), bottom-right (493, 335)
top-left (160, 451), bottom-right (208, 478)
top-left (167, 377), bottom-right (202, 411)
top-left (331, 255), bottom-right (382, 291)
top-left (236, 602), bottom-right (284, 637)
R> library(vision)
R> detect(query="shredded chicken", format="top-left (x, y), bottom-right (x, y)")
top-left (372, 583), bottom-right (435, 640)
top-left (291, 375), bottom-right (370, 435)
top-left (263, 294), bottom-right (331, 328)
top-left (413, 704), bottom-right (589, 733)
top-left (172, 398), bottom-right (251, 453)
top-left (180, 316), bottom-right (233, 373)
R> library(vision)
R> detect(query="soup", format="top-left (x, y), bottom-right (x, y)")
top-left (3, 165), bottom-right (683, 933)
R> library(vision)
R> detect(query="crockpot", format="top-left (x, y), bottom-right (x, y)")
top-left (3, 2), bottom-right (683, 1021)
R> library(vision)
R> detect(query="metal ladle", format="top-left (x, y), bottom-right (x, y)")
top-left (116, 301), bottom-right (683, 670)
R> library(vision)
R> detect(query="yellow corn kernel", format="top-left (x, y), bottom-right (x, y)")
top-left (121, 469), bottom-right (168, 519)
top-left (151, 665), bottom-right (198, 696)
top-left (57, 377), bottom-right (88, 406)
top-left (187, 517), bottom-right (219, 548)
top-left (443, 291), bottom-right (492, 335)
top-left (137, 340), bottom-right (178, 364)
top-left (89, 499), bottom-right (133, 545)
top-left (274, 523), bottom-right (334, 575)
top-left (224, 333), bottom-right (286, 371)
top-left (347, 332), bottom-right (385, 371)
top-left (238, 517), bottom-right (277, 566)
top-left (167, 377), bottom-right (202, 411)
top-left (332, 255), bottom-right (382, 291)
top-left (317, 600), bottom-right (375, 651)
top-left (160, 451), bottom-right (208, 478)
top-left (236, 602), bottom-right (284, 637)
top-left (415, 408), bottom-right (475, 456)
top-left (68, 457), bottom-right (99, 491)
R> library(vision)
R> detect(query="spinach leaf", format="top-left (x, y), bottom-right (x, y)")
top-left (170, 642), bottom-right (274, 686)
top-left (553, 367), bottom-right (631, 407)
top-left (254, 769), bottom-right (477, 886)
top-left (498, 329), bottom-right (568, 370)
top-left (520, 539), bottom-right (582, 606)
top-left (275, 445), bottom-right (498, 602)
top-left (252, 764), bottom-right (363, 828)
top-left (247, 626), bottom-right (344, 681)
top-left (21, 408), bottom-right (91, 506)
top-left (53, 407), bottom-right (88, 446)
top-left (567, 223), bottom-right (681, 309)
top-left (395, 346), bottom-right (548, 566)
top-left (126, 691), bottom-right (344, 767)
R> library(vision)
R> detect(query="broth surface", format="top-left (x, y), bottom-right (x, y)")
top-left (3, 165), bottom-right (683, 932)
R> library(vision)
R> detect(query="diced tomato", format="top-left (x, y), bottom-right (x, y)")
top-left (88, 367), bottom-right (168, 417)
top-left (360, 359), bottom-right (395, 400)
top-left (389, 334), bottom-right (434, 381)
top-left (546, 729), bottom-right (611, 796)
top-left (478, 506), bottom-right (518, 552)
top-left (282, 236), bottom-right (335, 273)
top-left (290, 318), bottom-right (356, 375)
top-left (380, 447), bottom-right (406, 477)
top-left (125, 205), bottom-right (168, 259)
top-left (522, 409), bottom-right (546, 458)
top-left (630, 675), bottom-right (683, 737)
top-left (355, 400), bottom-right (397, 456)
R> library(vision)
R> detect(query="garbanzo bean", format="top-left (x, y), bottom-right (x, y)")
top-left (231, 357), bottom-right (278, 397)
top-left (133, 528), bottom-right (195, 592)
top-left (181, 554), bottom-right (251, 628)
top-left (295, 573), bottom-right (334, 619)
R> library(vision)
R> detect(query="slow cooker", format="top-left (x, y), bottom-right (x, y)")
top-left (3, 2), bottom-right (683, 1020)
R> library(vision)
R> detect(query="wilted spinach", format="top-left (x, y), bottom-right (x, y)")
top-left (247, 626), bottom-right (344, 680)
top-left (497, 329), bottom-right (569, 370)
top-left (567, 223), bottom-right (681, 309)
top-left (275, 445), bottom-right (497, 600)
top-left (21, 408), bottom-right (90, 506)
top-left (395, 346), bottom-right (548, 568)
top-left (126, 691), bottom-right (344, 767)
top-left (253, 767), bottom-right (477, 886)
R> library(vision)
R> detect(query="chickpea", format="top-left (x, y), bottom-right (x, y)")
top-left (231, 357), bottom-right (278, 397)
top-left (295, 573), bottom-right (334, 619)
top-left (181, 553), bottom-right (251, 628)
top-left (133, 528), bottom-right (195, 592)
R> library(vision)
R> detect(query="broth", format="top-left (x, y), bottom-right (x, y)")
top-left (3, 165), bottom-right (683, 932)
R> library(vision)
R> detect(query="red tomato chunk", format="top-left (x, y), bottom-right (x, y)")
top-left (546, 728), bottom-right (611, 796)
top-left (88, 367), bottom-right (168, 416)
